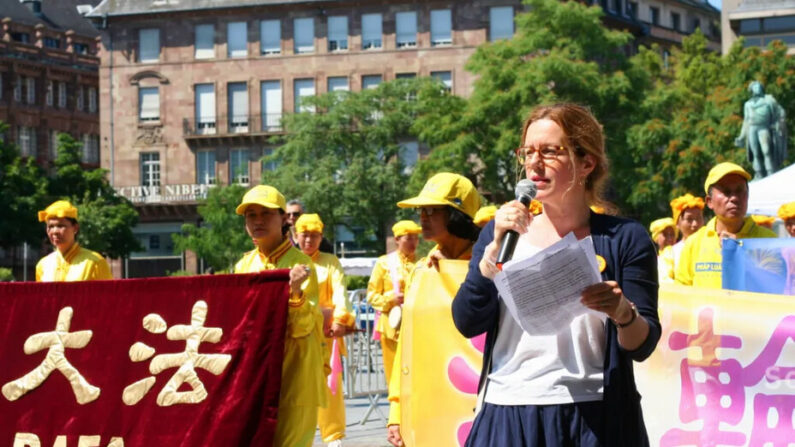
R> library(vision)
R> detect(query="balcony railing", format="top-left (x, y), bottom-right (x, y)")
top-left (183, 114), bottom-right (284, 137)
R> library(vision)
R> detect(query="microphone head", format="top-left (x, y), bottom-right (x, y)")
top-left (515, 179), bottom-right (537, 202)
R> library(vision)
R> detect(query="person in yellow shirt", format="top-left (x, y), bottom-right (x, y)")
top-left (366, 220), bottom-right (421, 387)
top-left (668, 193), bottom-right (705, 281)
top-left (649, 217), bottom-right (676, 283)
top-left (36, 200), bottom-right (112, 282)
top-left (779, 202), bottom-right (795, 237)
top-left (387, 172), bottom-right (482, 447)
top-left (233, 185), bottom-right (327, 447)
top-left (676, 162), bottom-right (777, 288)
top-left (294, 213), bottom-right (354, 447)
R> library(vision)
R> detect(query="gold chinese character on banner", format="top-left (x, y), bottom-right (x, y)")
top-left (2, 307), bottom-right (100, 404)
top-left (122, 300), bottom-right (231, 407)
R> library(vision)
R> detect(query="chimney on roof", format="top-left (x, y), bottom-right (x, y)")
top-left (20, 0), bottom-right (43, 15)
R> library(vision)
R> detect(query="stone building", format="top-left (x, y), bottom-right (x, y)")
top-left (722, 0), bottom-right (795, 54)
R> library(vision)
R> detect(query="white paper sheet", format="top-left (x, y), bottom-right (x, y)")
top-left (493, 232), bottom-right (604, 336)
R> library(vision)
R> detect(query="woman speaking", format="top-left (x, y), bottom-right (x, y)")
top-left (452, 104), bottom-right (660, 446)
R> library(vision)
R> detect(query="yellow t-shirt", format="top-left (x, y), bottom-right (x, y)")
top-left (310, 251), bottom-right (354, 328)
top-left (234, 238), bottom-right (327, 409)
top-left (675, 216), bottom-right (777, 289)
top-left (36, 243), bottom-right (112, 282)
top-left (366, 251), bottom-right (417, 340)
top-left (658, 245), bottom-right (675, 284)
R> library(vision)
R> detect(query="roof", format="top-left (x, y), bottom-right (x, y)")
top-left (1, 0), bottom-right (101, 37)
top-left (87, 0), bottom-right (329, 18)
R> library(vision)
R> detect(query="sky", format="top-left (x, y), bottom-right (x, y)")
top-left (708, 0), bottom-right (721, 10)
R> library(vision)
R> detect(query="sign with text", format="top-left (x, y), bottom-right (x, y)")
top-left (114, 184), bottom-right (214, 204)
top-left (0, 273), bottom-right (289, 446)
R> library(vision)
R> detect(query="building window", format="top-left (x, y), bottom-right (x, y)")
top-left (229, 149), bottom-right (250, 184)
top-left (44, 37), bottom-right (60, 49)
top-left (195, 83), bottom-right (216, 134)
top-left (692, 18), bottom-right (701, 33)
top-left (58, 81), bottom-right (67, 108)
top-left (13, 76), bottom-right (22, 102)
top-left (0, 74), bottom-right (3, 100)
top-left (627, 1), bottom-right (637, 19)
top-left (261, 80), bottom-right (282, 131)
top-left (396, 11), bottom-right (417, 48)
top-left (17, 126), bottom-right (36, 157)
top-left (396, 73), bottom-right (416, 79)
top-left (362, 74), bottom-right (382, 90)
top-left (88, 87), bottom-right (97, 113)
top-left (138, 28), bottom-right (160, 62)
top-left (149, 235), bottom-right (160, 250)
top-left (650, 7), bottom-right (660, 26)
top-left (49, 130), bottom-right (59, 161)
top-left (46, 80), bottom-right (54, 107)
top-left (362, 13), bottom-right (383, 50)
top-left (138, 87), bottom-right (160, 122)
top-left (260, 19), bottom-right (281, 54)
top-left (195, 24), bottom-right (215, 59)
top-left (73, 43), bottom-right (89, 54)
top-left (196, 150), bottom-right (216, 184)
top-left (327, 76), bottom-right (349, 93)
top-left (76, 85), bottom-right (85, 111)
top-left (11, 32), bottom-right (30, 43)
top-left (228, 82), bottom-right (249, 133)
top-left (26, 77), bottom-right (35, 104)
top-left (262, 148), bottom-right (278, 172)
top-left (294, 18), bottom-right (315, 54)
top-left (671, 13), bottom-right (681, 31)
top-left (294, 78), bottom-right (315, 113)
top-left (489, 7), bottom-right (514, 41)
top-left (431, 71), bottom-right (452, 92)
top-left (82, 134), bottom-right (99, 164)
top-left (140, 152), bottom-right (160, 187)
top-left (764, 15), bottom-right (795, 33)
top-left (328, 16), bottom-right (348, 51)
top-left (227, 22), bottom-right (248, 58)
top-left (399, 140), bottom-right (419, 174)
top-left (431, 9), bottom-right (452, 46)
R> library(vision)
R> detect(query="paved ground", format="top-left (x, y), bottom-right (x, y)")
top-left (312, 394), bottom-right (391, 447)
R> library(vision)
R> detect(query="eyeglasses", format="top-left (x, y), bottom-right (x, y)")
top-left (419, 207), bottom-right (446, 217)
top-left (515, 145), bottom-right (568, 163)
top-left (286, 212), bottom-right (302, 217)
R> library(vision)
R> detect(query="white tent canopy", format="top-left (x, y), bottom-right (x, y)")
top-left (747, 163), bottom-right (795, 216)
top-left (339, 257), bottom-right (377, 276)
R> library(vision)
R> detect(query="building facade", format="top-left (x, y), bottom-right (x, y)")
top-left (0, 0), bottom-right (101, 280)
top-left (722, 0), bottom-right (795, 54)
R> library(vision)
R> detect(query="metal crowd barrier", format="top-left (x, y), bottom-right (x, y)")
top-left (342, 288), bottom-right (389, 425)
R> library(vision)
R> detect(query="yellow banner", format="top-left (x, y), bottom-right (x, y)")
top-left (399, 260), bottom-right (481, 447)
top-left (637, 284), bottom-right (795, 446)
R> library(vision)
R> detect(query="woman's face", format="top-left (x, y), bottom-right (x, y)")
top-left (786, 218), bottom-right (795, 237)
top-left (521, 119), bottom-right (593, 204)
top-left (244, 204), bottom-right (286, 246)
top-left (656, 227), bottom-right (676, 250)
top-left (396, 234), bottom-right (419, 256)
top-left (419, 206), bottom-right (449, 243)
top-left (677, 207), bottom-right (704, 239)
top-left (46, 218), bottom-right (78, 253)
top-left (296, 231), bottom-right (323, 255)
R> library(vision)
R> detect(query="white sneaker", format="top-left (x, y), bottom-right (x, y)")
top-left (327, 440), bottom-right (343, 447)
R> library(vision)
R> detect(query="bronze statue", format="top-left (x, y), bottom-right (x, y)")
top-left (734, 81), bottom-right (787, 179)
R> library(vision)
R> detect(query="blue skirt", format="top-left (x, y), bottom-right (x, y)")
top-left (466, 401), bottom-right (606, 447)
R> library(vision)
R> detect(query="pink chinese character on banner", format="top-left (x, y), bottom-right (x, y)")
top-left (660, 308), bottom-right (746, 446)
top-left (742, 315), bottom-right (795, 446)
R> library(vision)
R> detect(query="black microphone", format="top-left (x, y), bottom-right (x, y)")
top-left (496, 179), bottom-right (537, 269)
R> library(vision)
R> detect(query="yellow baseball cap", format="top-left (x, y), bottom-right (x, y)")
top-left (295, 213), bottom-right (324, 233)
top-left (392, 220), bottom-right (422, 237)
top-left (397, 173), bottom-right (481, 219)
top-left (473, 206), bottom-right (497, 226)
top-left (778, 202), bottom-right (795, 220)
top-left (669, 193), bottom-right (705, 226)
top-left (649, 217), bottom-right (675, 241)
top-left (704, 162), bottom-right (751, 194)
top-left (38, 200), bottom-right (78, 222)
top-left (235, 185), bottom-right (286, 215)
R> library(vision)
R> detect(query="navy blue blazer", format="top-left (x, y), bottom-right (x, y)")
top-left (452, 212), bottom-right (661, 446)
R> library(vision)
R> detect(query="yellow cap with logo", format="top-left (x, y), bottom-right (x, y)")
top-left (236, 185), bottom-right (286, 215)
top-left (295, 213), bottom-right (324, 234)
top-left (397, 172), bottom-right (481, 219)
top-left (704, 162), bottom-right (751, 194)
top-left (38, 200), bottom-right (78, 222)
top-left (649, 217), bottom-right (675, 241)
top-left (392, 220), bottom-right (422, 237)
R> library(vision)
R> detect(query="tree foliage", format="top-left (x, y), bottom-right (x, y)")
top-left (172, 185), bottom-right (252, 272)
top-left (264, 78), bottom-right (464, 250)
top-left (49, 133), bottom-right (141, 258)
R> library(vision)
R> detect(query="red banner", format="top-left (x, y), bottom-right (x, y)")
top-left (0, 272), bottom-right (289, 447)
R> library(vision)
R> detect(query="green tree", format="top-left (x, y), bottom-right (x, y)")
top-left (0, 122), bottom-right (49, 252)
top-left (49, 133), bottom-right (141, 258)
top-left (264, 78), bottom-right (464, 251)
top-left (626, 35), bottom-right (795, 223)
top-left (411, 0), bottom-right (650, 205)
top-left (172, 185), bottom-right (251, 272)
